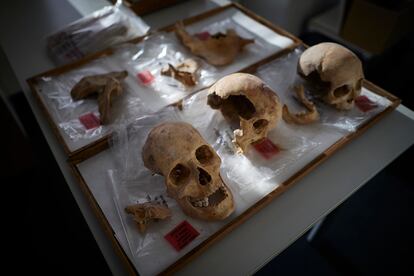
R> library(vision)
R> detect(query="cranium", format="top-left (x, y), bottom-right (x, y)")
top-left (207, 73), bottom-right (282, 153)
top-left (175, 22), bottom-right (253, 66)
top-left (298, 42), bottom-right (364, 110)
top-left (125, 202), bottom-right (171, 233)
top-left (142, 122), bottom-right (235, 221)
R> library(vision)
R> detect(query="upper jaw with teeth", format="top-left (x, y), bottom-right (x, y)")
top-left (189, 186), bottom-right (227, 208)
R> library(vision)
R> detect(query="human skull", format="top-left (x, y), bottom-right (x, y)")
top-left (298, 42), bottom-right (364, 110)
top-left (142, 122), bottom-right (235, 221)
top-left (207, 73), bottom-right (282, 153)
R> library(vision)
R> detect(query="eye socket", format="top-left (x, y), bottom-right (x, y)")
top-left (195, 145), bottom-right (215, 165)
top-left (225, 95), bottom-right (256, 120)
top-left (253, 119), bottom-right (269, 133)
top-left (333, 85), bottom-right (350, 97)
top-left (169, 164), bottom-right (190, 186)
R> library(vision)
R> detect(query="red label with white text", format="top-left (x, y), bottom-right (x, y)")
top-left (79, 113), bottom-right (100, 130)
top-left (137, 71), bottom-right (154, 85)
top-left (164, 221), bottom-right (199, 251)
top-left (355, 95), bottom-right (378, 112)
top-left (253, 138), bottom-right (280, 159)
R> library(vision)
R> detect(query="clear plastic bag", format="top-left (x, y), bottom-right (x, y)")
top-left (175, 90), bottom-right (320, 195)
top-left (36, 56), bottom-right (146, 149)
top-left (108, 88), bottom-right (319, 275)
top-left (112, 33), bottom-right (219, 109)
top-left (256, 47), bottom-right (393, 133)
top-left (47, 3), bottom-right (149, 65)
top-left (109, 111), bottom-right (228, 276)
top-left (38, 6), bottom-right (298, 151)
top-left (179, 7), bottom-right (294, 76)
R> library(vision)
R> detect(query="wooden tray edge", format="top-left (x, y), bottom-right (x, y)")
top-left (69, 161), bottom-right (139, 275)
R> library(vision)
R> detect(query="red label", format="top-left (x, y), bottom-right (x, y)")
top-left (355, 95), bottom-right (378, 112)
top-left (164, 221), bottom-right (200, 251)
top-left (137, 71), bottom-right (154, 85)
top-left (194, 31), bottom-right (210, 41)
top-left (253, 138), bottom-right (280, 159)
top-left (79, 113), bottom-right (100, 130)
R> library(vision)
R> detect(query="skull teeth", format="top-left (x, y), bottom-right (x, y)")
top-left (190, 185), bottom-right (228, 208)
top-left (191, 197), bottom-right (209, 207)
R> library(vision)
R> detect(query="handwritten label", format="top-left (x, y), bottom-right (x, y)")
top-left (355, 95), bottom-right (378, 112)
top-left (79, 113), bottom-right (100, 130)
top-left (137, 71), bottom-right (154, 85)
top-left (253, 138), bottom-right (280, 159)
top-left (164, 221), bottom-right (199, 251)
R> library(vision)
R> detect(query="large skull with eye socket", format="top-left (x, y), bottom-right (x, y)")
top-left (298, 42), bottom-right (364, 110)
top-left (207, 73), bottom-right (282, 153)
top-left (142, 122), bottom-right (235, 221)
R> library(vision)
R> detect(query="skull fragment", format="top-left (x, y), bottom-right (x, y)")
top-left (161, 58), bottom-right (199, 86)
top-left (298, 42), bottom-right (364, 110)
top-left (142, 122), bottom-right (235, 220)
top-left (207, 73), bottom-right (282, 153)
top-left (71, 70), bottom-right (128, 124)
top-left (125, 202), bottom-right (171, 233)
top-left (175, 22), bottom-right (254, 66)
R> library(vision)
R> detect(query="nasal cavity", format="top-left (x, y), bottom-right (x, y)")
top-left (198, 167), bottom-right (212, 186)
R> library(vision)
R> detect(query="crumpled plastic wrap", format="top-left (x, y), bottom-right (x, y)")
top-left (108, 89), bottom-right (319, 275)
top-left (36, 56), bottom-right (145, 148)
top-left (112, 33), bottom-right (219, 108)
top-left (37, 6), bottom-right (296, 152)
top-left (47, 3), bottom-right (149, 65)
top-left (256, 47), bottom-right (392, 133)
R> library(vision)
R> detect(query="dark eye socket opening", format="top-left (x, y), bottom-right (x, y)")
top-left (253, 119), bottom-right (269, 133)
top-left (302, 70), bottom-right (331, 96)
top-left (169, 164), bottom-right (190, 186)
top-left (333, 85), bottom-right (350, 97)
top-left (225, 95), bottom-right (256, 120)
top-left (195, 145), bottom-right (215, 164)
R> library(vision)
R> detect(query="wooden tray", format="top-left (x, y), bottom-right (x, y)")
top-left (69, 73), bottom-right (400, 275)
top-left (27, 3), bottom-right (301, 161)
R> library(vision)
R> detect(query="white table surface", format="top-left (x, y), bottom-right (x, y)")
top-left (1, 0), bottom-right (413, 275)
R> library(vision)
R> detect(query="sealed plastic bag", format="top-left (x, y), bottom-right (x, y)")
top-left (112, 33), bottom-right (219, 109)
top-left (108, 88), bottom-right (319, 275)
top-left (175, 6), bottom-right (294, 76)
top-left (256, 47), bottom-right (392, 133)
top-left (47, 2), bottom-right (149, 65)
top-left (36, 55), bottom-right (146, 150)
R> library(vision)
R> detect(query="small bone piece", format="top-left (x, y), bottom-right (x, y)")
top-left (142, 122), bottom-right (235, 220)
top-left (298, 42), bottom-right (364, 110)
top-left (161, 59), bottom-right (199, 86)
top-left (70, 70), bottom-right (128, 124)
top-left (175, 22), bottom-right (253, 66)
top-left (207, 73), bottom-right (282, 153)
top-left (282, 85), bottom-right (320, 124)
top-left (125, 202), bottom-right (172, 233)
